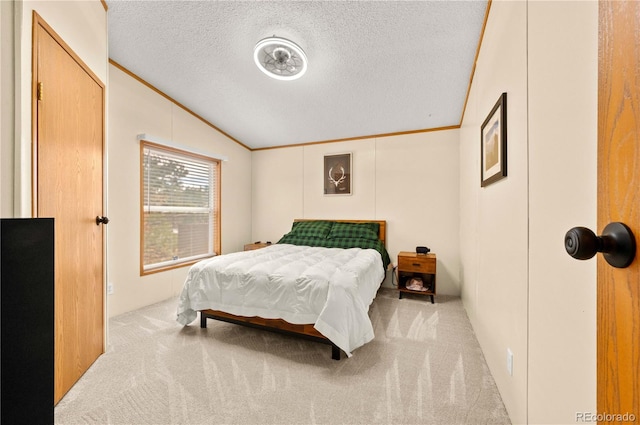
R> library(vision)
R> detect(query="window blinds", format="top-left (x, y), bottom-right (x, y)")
top-left (141, 142), bottom-right (218, 272)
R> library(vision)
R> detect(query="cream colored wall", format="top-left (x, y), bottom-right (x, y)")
top-left (251, 146), bottom-right (304, 239)
top-left (528, 1), bottom-right (597, 423)
top-left (0, 1), bottom-right (14, 217)
top-left (12, 0), bottom-right (107, 217)
top-left (459, 1), bottom-right (529, 422)
top-left (107, 64), bottom-right (252, 318)
top-left (251, 129), bottom-right (461, 295)
top-left (460, 1), bottom-right (597, 424)
top-left (376, 132), bottom-right (460, 293)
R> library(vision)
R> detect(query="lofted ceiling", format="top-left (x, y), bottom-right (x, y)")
top-left (106, 1), bottom-right (489, 150)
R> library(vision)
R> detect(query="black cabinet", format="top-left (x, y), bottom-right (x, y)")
top-left (1, 218), bottom-right (54, 424)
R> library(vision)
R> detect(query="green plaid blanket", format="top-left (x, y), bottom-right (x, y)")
top-left (276, 234), bottom-right (391, 270)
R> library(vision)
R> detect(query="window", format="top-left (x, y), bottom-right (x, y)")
top-left (140, 141), bottom-right (220, 274)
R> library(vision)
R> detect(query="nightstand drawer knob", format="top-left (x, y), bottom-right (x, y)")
top-left (412, 263), bottom-right (421, 267)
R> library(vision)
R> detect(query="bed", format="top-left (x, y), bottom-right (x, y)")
top-left (176, 219), bottom-right (390, 360)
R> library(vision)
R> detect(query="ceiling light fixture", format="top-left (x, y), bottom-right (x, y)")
top-left (253, 36), bottom-right (308, 81)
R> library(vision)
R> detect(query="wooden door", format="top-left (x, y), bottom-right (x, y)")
top-left (32, 13), bottom-right (105, 404)
top-left (597, 1), bottom-right (640, 421)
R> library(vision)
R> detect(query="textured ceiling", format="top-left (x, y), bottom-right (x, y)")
top-left (107, 1), bottom-right (488, 149)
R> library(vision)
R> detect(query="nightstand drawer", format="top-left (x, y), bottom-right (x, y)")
top-left (398, 256), bottom-right (436, 274)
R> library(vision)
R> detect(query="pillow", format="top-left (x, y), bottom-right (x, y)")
top-left (288, 220), bottom-right (333, 239)
top-left (327, 222), bottom-right (379, 241)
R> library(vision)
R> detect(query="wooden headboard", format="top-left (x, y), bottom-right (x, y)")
top-left (293, 219), bottom-right (387, 248)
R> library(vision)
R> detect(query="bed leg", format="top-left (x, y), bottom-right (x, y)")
top-left (331, 344), bottom-right (340, 360)
top-left (200, 312), bottom-right (207, 328)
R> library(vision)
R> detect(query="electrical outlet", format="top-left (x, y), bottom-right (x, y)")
top-left (507, 348), bottom-right (513, 376)
top-left (107, 282), bottom-right (114, 295)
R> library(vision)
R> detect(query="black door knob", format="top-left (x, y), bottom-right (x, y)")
top-left (96, 216), bottom-right (109, 226)
top-left (565, 222), bottom-right (636, 268)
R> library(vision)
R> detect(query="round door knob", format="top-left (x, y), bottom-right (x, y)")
top-left (565, 222), bottom-right (636, 268)
top-left (96, 216), bottom-right (109, 225)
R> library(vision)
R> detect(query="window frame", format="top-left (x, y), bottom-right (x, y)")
top-left (139, 140), bottom-right (221, 275)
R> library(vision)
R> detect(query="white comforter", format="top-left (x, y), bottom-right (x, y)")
top-left (177, 244), bottom-right (384, 357)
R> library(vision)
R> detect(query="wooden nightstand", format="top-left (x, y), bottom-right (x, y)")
top-left (243, 242), bottom-right (272, 251)
top-left (397, 251), bottom-right (436, 303)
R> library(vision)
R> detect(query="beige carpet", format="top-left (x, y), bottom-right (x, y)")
top-left (54, 289), bottom-right (510, 425)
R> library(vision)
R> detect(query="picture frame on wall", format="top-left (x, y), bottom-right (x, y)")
top-left (324, 152), bottom-right (352, 195)
top-left (481, 92), bottom-right (507, 187)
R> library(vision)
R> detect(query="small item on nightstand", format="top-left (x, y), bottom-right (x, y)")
top-left (416, 246), bottom-right (430, 255)
top-left (406, 277), bottom-right (427, 291)
top-left (266, 241), bottom-right (272, 244)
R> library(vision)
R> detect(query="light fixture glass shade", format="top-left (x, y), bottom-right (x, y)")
top-left (253, 36), bottom-right (308, 81)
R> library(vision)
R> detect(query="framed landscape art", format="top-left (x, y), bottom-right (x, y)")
top-left (481, 92), bottom-right (507, 187)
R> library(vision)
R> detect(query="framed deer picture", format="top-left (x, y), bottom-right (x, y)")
top-left (324, 153), bottom-right (352, 195)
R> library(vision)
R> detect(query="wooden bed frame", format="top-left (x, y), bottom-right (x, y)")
top-left (199, 219), bottom-right (387, 360)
